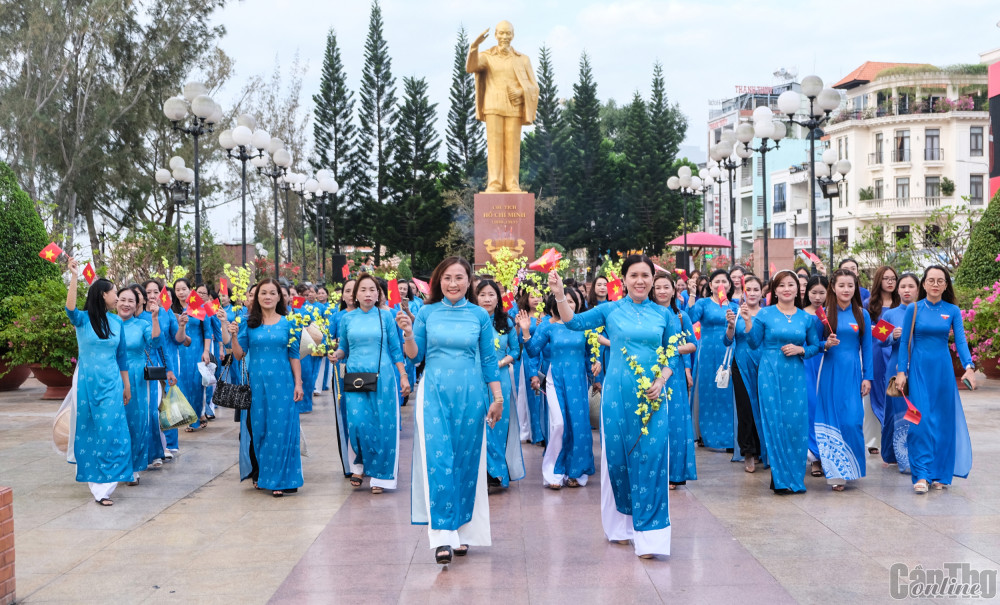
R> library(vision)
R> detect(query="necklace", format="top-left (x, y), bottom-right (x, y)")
top-left (778, 306), bottom-right (795, 323)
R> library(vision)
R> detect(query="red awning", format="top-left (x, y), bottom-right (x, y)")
top-left (666, 232), bottom-right (733, 248)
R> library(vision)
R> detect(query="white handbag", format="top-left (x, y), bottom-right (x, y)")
top-left (715, 345), bottom-right (733, 389)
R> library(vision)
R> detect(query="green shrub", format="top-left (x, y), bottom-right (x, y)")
top-left (0, 278), bottom-right (85, 377)
top-left (0, 162), bottom-right (60, 335)
top-left (955, 190), bottom-right (1000, 290)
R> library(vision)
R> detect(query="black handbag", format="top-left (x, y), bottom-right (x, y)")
top-left (212, 354), bottom-right (252, 410)
top-left (143, 348), bottom-right (167, 381)
top-left (344, 308), bottom-right (382, 393)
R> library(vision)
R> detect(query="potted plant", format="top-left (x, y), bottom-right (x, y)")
top-left (962, 278), bottom-right (1000, 379)
top-left (0, 278), bottom-right (84, 399)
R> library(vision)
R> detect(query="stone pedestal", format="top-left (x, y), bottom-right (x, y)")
top-left (473, 192), bottom-right (535, 267)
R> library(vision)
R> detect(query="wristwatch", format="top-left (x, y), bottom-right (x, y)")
top-left (965, 364), bottom-right (975, 371)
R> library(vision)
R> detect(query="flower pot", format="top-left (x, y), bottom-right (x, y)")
top-left (29, 364), bottom-right (73, 400)
top-left (0, 361), bottom-right (31, 391)
top-left (981, 356), bottom-right (1000, 380)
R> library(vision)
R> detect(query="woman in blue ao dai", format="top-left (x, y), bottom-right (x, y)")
top-left (398, 257), bottom-right (504, 565)
top-left (475, 280), bottom-right (525, 489)
top-left (392, 280), bottom-right (421, 405)
top-left (556, 255), bottom-right (680, 559)
top-left (866, 266), bottom-right (901, 453)
top-left (140, 280), bottom-right (182, 467)
top-left (195, 283), bottom-right (223, 421)
top-left (116, 287), bottom-right (162, 484)
top-left (514, 285), bottom-right (546, 444)
top-left (171, 279), bottom-right (212, 434)
top-left (687, 269), bottom-right (739, 451)
top-left (331, 274), bottom-right (408, 494)
top-left (651, 273), bottom-right (697, 488)
top-left (217, 284), bottom-right (259, 483)
top-left (329, 280), bottom-right (356, 479)
top-left (878, 273), bottom-right (919, 471)
top-left (800, 276), bottom-right (828, 477)
top-left (518, 289), bottom-right (595, 489)
top-left (895, 266), bottom-right (975, 494)
top-left (724, 276), bottom-right (766, 473)
top-left (230, 279), bottom-right (305, 497)
top-left (64, 259), bottom-right (132, 505)
top-left (816, 270), bottom-right (873, 491)
top-left (742, 271), bottom-right (823, 493)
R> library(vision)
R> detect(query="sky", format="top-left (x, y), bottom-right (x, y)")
top-left (197, 0), bottom-right (1000, 242)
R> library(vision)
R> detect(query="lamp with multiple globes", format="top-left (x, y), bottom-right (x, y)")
top-left (154, 157), bottom-right (195, 266)
top-left (667, 167), bottom-right (705, 273)
top-left (218, 114), bottom-right (267, 266)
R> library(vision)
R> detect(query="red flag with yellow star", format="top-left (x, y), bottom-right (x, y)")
top-left (501, 291), bottom-right (515, 312)
top-left (203, 298), bottom-right (221, 316)
top-left (387, 278), bottom-right (401, 308)
top-left (82, 262), bottom-right (96, 285)
top-left (606, 272), bottom-right (624, 301)
top-left (185, 291), bottom-right (205, 310)
top-left (159, 289), bottom-right (173, 310)
top-left (290, 296), bottom-right (305, 309)
top-left (902, 394), bottom-right (921, 424)
top-left (872, 319), bottom-right (894, 342)
top-left (341, 264), bottom-right (350, 279)
top-left (692, 321), bottom-right (702, 340)
top-left (219, 278), bottom-right (229, 297)
top-left (717, 286), bottom-right (729, 307)
top-left (185, 305), bottom-right (206, 320)
top-left (38, 242), bottom-right (64, 263)
top-left (528, 248), bottom-right (562, 273)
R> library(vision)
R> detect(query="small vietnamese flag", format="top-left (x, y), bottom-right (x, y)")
top-left (872, 319), bottom-right (895, 342)
top-left (606, 272), bottom-right (624, 301)
top-left (387, 278), bottom-right (401, 308)
top-left (82, 262), bottom-right (96, 285)
top-left (769, 262), bottom-right (777, 275)
top-left (528, 248), bottom-right (562, 273)
top-left (717, 286), bottom-right (728, 306)
top-left (501, 291), bottom-right (515, 312)
top-left (186, 291), bottom-right (205, 310)
top-left (39, 242), bottom-right (64, 263)
top-left (290, 296), bottom-right (305, 309)
top-left (902, 394), bottom-right (921, 424)
top-left (219, 278), bottom-right (229, 297)
top-left (341, 264), bottom-right (350, 279)
top-left (159, 289), bottom-right (173, 309)
top-left (692, 322), bottom-right (702, 340)
top-left (850, 323), bottom-right (859, 333)
top-left (185, 305), bottom-right (206, 320)
top-left (674, 268), bottom-right (688, 280)
top-left (814, 306), bottom-right (833, 333)
top-left (203, 298), bottom-right (221, 316)
top-left (412, 277), bottom-right (430, 297)
top-left (740, 274), bottom-right (746, 294)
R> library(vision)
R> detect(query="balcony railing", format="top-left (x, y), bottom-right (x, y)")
top-left (869, 152), bottom-right (884, 166)
top-left (858, 196), bottom-right (953, 216)
top-left (924, 147), bottom-right (942, 161)
top-left (891, 149), bottom-right (910, 162)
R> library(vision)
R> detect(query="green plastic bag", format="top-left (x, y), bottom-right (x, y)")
top-left (159, 385), bottom-right (198, 430)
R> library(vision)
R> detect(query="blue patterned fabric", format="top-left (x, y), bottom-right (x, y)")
top-left (237, 317), bottom-right (303, 491)
top-left (565, 298), bottom-right (680, 532)
top-left (666, 308), bottom-right (697, 484)
top-left (525, 320), bottom-right (595, 481)
top-left (725, 313), bottom-right (766, 464)
top-left (484, 316), bottom-right (524, 486)
top-left (516, 316), bottom-right (546, 443)
top-left (339, 307), bottom-right (404, 480)
top-left (121, 317), bottom-right (160, 473)
top-left (410, 299), bottom-right (499, 530)
top-left (803, 314), bottom-right (824, 458)
top-left (879, 303), bottom-right (910, 471)
top-left (897, 300), bottom-right (973, 485)
top-left (868, 303), bottom-right (898, 424)
top-left (138, 308), bottom-right (180, 460)
top-left (177, 313), bottom-right (208, 428)
top-left (746, 306), bottom-right (822, 492)
top-left (816, 305), bottom-right (873, 483)
top-left (66, 308), bottom-right (132, 483)
top-left (687, 297), bottom-right (738, 449)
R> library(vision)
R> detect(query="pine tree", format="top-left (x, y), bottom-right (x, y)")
top-left (620, 92), bottom-right (660, 251)
top-left (955, 189), bottom-right (1000, 289)
top-left (648, 61), bottom-right (688, 247)
top-left (445, 27), bottom-right (486, 188)
top-left (521, 46), bottom-right (566, 199)
top-left (355, 0), bottom-right (397, 264)
top-left (311, 28), bottom-right (356, 254)
top-left (386, 77), bottom-right (449, 272)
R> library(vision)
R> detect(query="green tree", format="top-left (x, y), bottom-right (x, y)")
top-left (311, 29), bottom-right (356, 254)
top-left (849, 217), bottom-right (917, 273)
top-left (355, 0), bottom-right (397, 264)
top-left (385, 77), bottom-right (448, 272)
top-left (444, 27), bottom-right (486, 188)
top-left (619, 92), bottom-right (657, 250)
top-left (955, 191), bottom-right (1000, 290)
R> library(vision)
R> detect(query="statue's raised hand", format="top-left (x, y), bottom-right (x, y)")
top-left (473, 28), bottom-right (490, 47)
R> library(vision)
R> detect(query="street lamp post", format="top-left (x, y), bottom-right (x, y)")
top-left (303, 172), bottom-right (339, 282)
top-left (255, 141), bottom-right (293, 280)
top-left (162, 83), bottom-right (222, 286)
top-left (816, 149), bottom-right (852, 266)
top-left (219, 115), bottom-right (267, 266)
top-left (737, 111), bottom-right (786, 280)
top-left (709, 128), bottom-right (751, 267)
top-left (667, 168), bottom-right (704, 273)
top-left (155, 158), bottom-right (194, 265)
top-left (775, 76), bottom-right (843, 273)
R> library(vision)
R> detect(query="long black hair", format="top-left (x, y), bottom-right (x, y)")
top-left (825, 269), bottom-right (864, 336)
top-left (475, 280), bottom-right (510, 334)
top-left (171, 278), bottom-right (192, 314)
top-left (248, 278), bottom-right (288, 328)
top-left (546, 287), bottom-right (582, 322)
top-left (708, 269), bottom-right (734, 300)
top-left (85, 278), bottom-right (115, 339)
top-left (918, 265), bottom-right (958, 305)
top-left (801, 275), bottom-right (828, 309)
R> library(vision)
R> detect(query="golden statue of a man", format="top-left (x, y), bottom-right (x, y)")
top-left (466, 21), bottom-right (539, 193)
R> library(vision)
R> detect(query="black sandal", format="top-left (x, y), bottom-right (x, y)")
top-left (272, 490), bottom-right (283, 497)
top-left (435, 546), bottom-right (453, 564)
top-left (95, 498), bottom-right (114, 506)
top-left (349, 475), bottom-right (363, 488)
top-left (454, 544), bottom-right (469, 556)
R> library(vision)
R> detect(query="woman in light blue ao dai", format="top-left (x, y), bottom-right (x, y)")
top-left (331, 274), bottom-right (408, 493)
top-left (140, 280), bottom-right (181, 467)
top-left (398, 257), bottom-right (503, 565)
top-left (475, 280), bottom-right (525, 489)
top-left (230, 278), bottom-right (305, 497)
top-left (724, 275), bottom-right (766, 472)
top-left (116, 287), bottom-right (161, 484)
top-left (878, 273), bottom-right (919, 472)
top-left (64, 259), bottom-right (132, 505)
top-left (800, 276), bottom-right (828, 478)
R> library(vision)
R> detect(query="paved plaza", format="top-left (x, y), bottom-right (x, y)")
top-left (2, 375), bottom-right (999, 604)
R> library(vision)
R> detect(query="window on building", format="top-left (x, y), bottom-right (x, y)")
top-left (926, 176), bottom-right (940, 198)
top-left (925, 224), bottom-right (943, 247)
top-left (773, 183), bottom-right (786, 213)
top-left (894, 130), bottom-right (910, 162)
top-left (971, 175), bottom-right (984, 205)
top-left (895, 224), bottom-right (911, 244)
top-left (837, 138), bottom-right (843, 160)
top-left (707, 202), bottom-right (715, 228)
top-left (925, 128), bottom-right (940, 160)
top-left (757, 157), bottom-right (763, 177)
top-left (773, 222), bottom-right (786, 238)
top-left (873, 133), bottom-right (883, 164)
top-left (757, 195), bottom-right (764, 216)
top-left (837, 228), bottom-right (849, 246)
top-left (971, 126), bottom-right (984, 157)
top-left (874, 178), bottom-right (884, 199)
top-left (896, 177), bottom-right (910, 200)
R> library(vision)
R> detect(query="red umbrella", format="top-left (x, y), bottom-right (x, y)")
top-left (666, 232), bottom-right (733, 248)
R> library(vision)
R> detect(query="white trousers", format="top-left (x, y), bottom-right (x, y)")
top-left (88, 482), bottom-right (117, 501)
